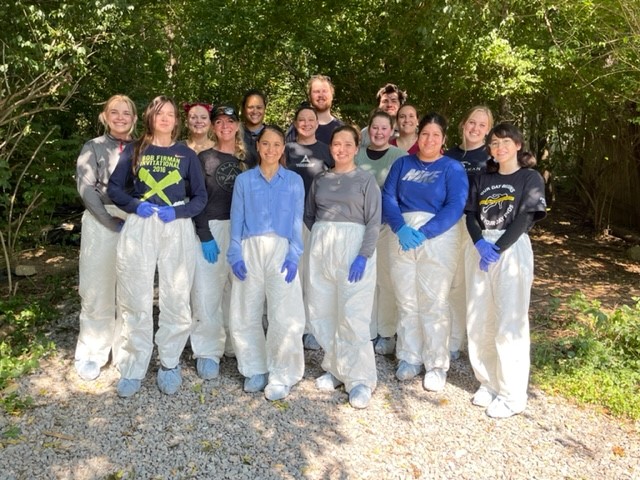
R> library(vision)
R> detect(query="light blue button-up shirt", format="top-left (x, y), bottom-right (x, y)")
top-left (227, 165), bottom-right (305, 265)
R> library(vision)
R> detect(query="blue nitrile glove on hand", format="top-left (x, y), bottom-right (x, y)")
top-left (396, 225), bottom-right (426, 251)
top-left (281, 260), bottom-right (298, 283)
top-left (232, 260), bottom-right (247, 281)
top-left (201, 239), bottom-right (220, 264)
top-left (157, 206), bottom-right (176, 223)
top-left (474, 239), bottom-right (500, 263)
top-left (348, 255), bottom-right (367, 283)
top-left (479, 257), bottom-right (491, 272)
top-left (136, 201), bottom-right (155, 218)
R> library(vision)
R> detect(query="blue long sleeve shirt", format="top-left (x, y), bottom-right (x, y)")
top-left (227, 165), bottom-right (305, 265)
top-left (382, 154), bottom-right (468, 239)
top-left (107, 142), bottom-right (207, 219)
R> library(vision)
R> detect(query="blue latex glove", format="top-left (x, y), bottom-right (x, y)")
top-left (281, 260), bottom-right (298, 283)
top-left (396, 225), bottom-right (425, 251)
top-left (136, 201), bottom-right (155, 218)
top-left (201, 239), bottom-right (220, 264)
top-left (157, 206), bottom-right (176, 223)
top-left (474, 239), bottom-right (500, 263)
top-left (232, 260), bottom-right (247, 281)
top-left (348, 255), bottom-right (367, 283)
top-left (479, 257), bottom-right (491, 272)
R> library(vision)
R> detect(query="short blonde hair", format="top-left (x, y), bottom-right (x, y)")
top-left (99, 94), bottom-right (137, 136)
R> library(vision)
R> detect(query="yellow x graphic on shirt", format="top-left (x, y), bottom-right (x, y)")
top-left (139, 168), bottom-right (182, 206)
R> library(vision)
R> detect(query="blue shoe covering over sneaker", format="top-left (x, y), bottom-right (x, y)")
top-left (396, 360), bottom-right (423, 381)
top-left (315, 372), bottom-right (343, 391)
top-left (75, 360), bottom-right (100, 381)
top-left (157, 365), bottom-right (182, 395)
top-left (244, 373), bottom-right (268, 393)
top-left (117, 378), bottom-right (141, 398)
top-left (196, 358), bottom-right (220, 380)
top-left (303, 333), bottom-right (321, 350)
top-left (374, 336), bottom-right (396, 355)
top-left (349, 384), bottom-right (372, 409)
top-left (264, 383), bottom-right (291, 401)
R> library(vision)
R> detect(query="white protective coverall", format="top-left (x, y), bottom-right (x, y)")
top-left (465, 229), bottom-right (533, 411)
top-left (448, 217), bottom-right (471, 353)
top-left (308, 222), bottom-right (378, 392)
top-left (190, 219), bottom-right (232, 361)
top-left (369, 224), bottom-right (398, 340)
top-left (75, 205), bottom-right (127, 366)
top-left (389, 212), bottom-right (461, 371)
top-left (116, 211), bottom-right (197, 379)
top-left (229, 235), bottom-right (305, 387)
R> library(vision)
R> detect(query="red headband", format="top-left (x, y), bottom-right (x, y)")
top-left (183, 102), bottom-right (213, 114)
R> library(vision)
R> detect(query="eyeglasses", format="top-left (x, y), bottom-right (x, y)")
top-left (489, 138), bottom-right (514, 149)
top-left (215, 106), bottom-right (236, 116)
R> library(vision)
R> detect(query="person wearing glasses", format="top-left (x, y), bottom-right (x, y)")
top-left (227, 125), bottom-right (305, 402)
top-left (355, 110), bottom-right (407, 356)
top-left (190, 104), bottom-right (249, 380)
top-left (74, 94), bottom-right (137, 381)
top-left (285, 101), bottom-right (334, 351)
top-left (241, 89), bottom-right (267, 164)
top-left (444, 106), bottom-right (494, 362)
top-left (464, 122), bottom-right (546, 418)
top-left (286, 75), bottom-right (342, 144)
top-left (305, 125), bottom-right (381, 409)
top-left (107, 95), bottom-right (207, 398)
top-left (360, 83), bottom-right (407, 149)
top-left (382, 112), bottom-right (468, 393)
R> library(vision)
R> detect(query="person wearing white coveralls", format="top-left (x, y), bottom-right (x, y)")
top-left (382, 112), bottom-right (468, 392)
top-left (190, 104), bottom-right (250, 379)
top-left (444, 106), bottom-right (494, 361)
top-left (465, 122), bottom-right (546, 418)
top-left (107, 96), bottom-right (207, 398)
top-left (306, 125), bottom-right (381, 409)
top-left (227, 125), bottom-right (305, 402)
top-left (355, 110), bottom-right (406, 356)
top-left (74, 94), bottom-right (137, 381)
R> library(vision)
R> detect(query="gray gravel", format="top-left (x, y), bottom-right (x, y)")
top-left (1, 307), bottom-right (639, 480)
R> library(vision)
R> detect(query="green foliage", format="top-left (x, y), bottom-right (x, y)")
top-left (0, 295), bottom-right (57, 413)
top-left (532, 292), bottom-right (640, 419)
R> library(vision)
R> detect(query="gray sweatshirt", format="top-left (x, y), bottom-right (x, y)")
top-left (76, 134), bottom-right (132, 232)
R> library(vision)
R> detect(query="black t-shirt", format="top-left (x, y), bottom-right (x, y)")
top-left (285, 141), bottom-right (334, 198)
top-left (466, 168), bottom-right (547, 231)
top-left (193, 148), bottom-right (244, 241)
top-left (445, 145), bottom-right (491, 179)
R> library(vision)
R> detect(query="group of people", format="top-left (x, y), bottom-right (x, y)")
top-left (74, 75), bottom-right (546, 418)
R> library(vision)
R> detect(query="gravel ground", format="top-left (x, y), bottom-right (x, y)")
top-left (1, 306), bottom-right (639, 480)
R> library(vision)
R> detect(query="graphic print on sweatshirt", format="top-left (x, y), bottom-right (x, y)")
top-left (401, 168), bottom-right (442, 184)
top-left (139, 153), bottom-right (183, 205)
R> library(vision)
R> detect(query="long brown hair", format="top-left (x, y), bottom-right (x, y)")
top-left (131, 96), bottom-right (180, 174)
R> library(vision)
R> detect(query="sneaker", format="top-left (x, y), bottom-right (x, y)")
top-left (315, 372), bottom-right (343, 391)
top-left (423, 368), bottom-right (447, 392)
top-left (75, 360), bottom-right (100, 381)
top-left (264, 383), bottom-right (291, 401)
top-left (349, 384), bottom-right (372, 409)
top-left (157, 366), bottom-right (182, 395)
top-left (396, 360), bottom-right (423, 381)
top-left (117, 378), bottom-right (141, 398)
top-left (303, 333), bottom-right (321, 350)
top-left (374, 336), bottom-right (396, 355)
top-left (449, 350), bottom-right (461, 361)
top-left (472, 386), bottom-right (496, 408)
top-left (486, 397), bottom-right (525, 419)
top-left (244, 373), bottom-right (268, 393)
top-left (196, 358), bottom-right (220, 380)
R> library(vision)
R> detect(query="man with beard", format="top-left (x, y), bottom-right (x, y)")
top-left (360, 83), bottom-right (407, 148)
top-left (286, 75), bottom-right (342, 144)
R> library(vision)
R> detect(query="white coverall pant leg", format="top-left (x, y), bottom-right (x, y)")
top-left (116, 213), bottom-right (196, 380)
top-left (465, 229), bottom-right (533, 409)
top-left (300, 225), bottom-right (312, 333)
top-left (308, 222), bottom-right (377, 392)
top-left (389, 212), bottom-right (460, 371)
top-left (75, 206), bottom-right (127, 366)
top-left (229, 235), bottom-right (305, 386)
top-left (190, 219), bottom-right (232, 361)
top-left (369, 224), bottom-right (398, 339)
top-left (448, 217), bottom-right (470, 352)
